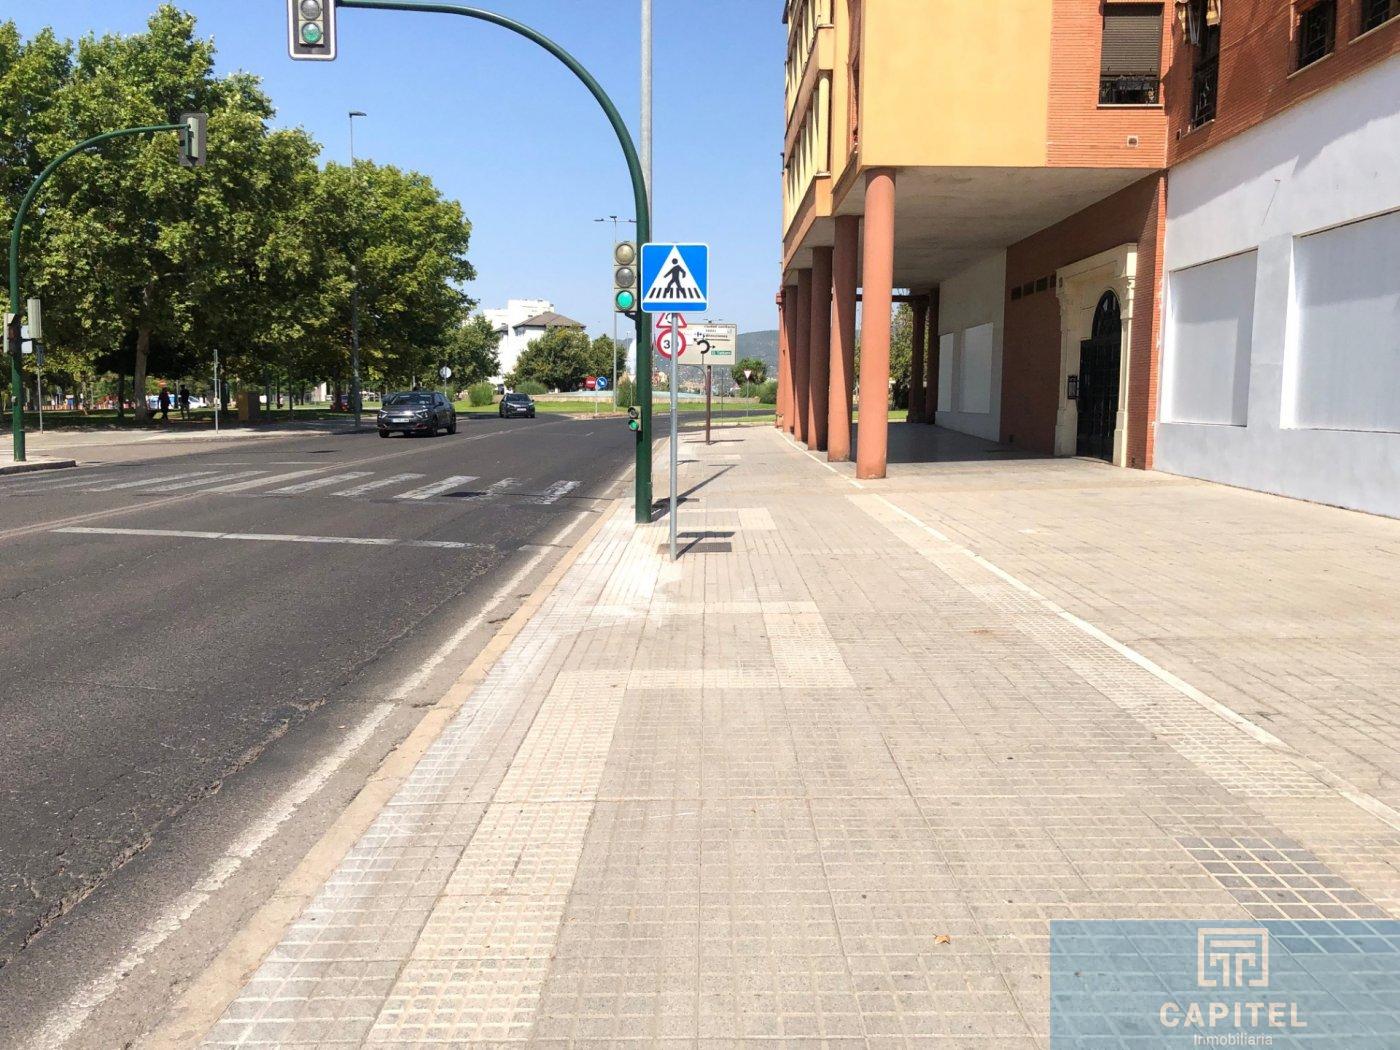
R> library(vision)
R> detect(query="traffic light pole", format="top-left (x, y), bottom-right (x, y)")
top-left (8, 122), bottom-right (187, 462)
top-left (334, 0), bottom-right (654, 522)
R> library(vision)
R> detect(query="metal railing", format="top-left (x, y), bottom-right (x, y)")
top-left (1191, 54), bottom-right (1218, 126)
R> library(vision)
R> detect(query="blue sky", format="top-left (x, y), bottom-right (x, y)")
top-left (1, 1), bottom-right (786, 337)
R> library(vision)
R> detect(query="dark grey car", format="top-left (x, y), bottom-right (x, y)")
top-left (378, 392), bottom-right (457, 437)
top-left (499, 392), bottom-right (536, 419)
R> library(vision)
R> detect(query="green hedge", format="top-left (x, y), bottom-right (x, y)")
top-left (467, 382), bottom-right (494, 407)
top-left (758, 379), bottom-right (778, 405)
top-left (614, 377), bottom-right (634, 409)
top-left (514, 380), bottom-right (547, 396)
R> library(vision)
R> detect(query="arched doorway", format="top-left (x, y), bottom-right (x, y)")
top-left (1076, 291), bottom-right (1122, 461)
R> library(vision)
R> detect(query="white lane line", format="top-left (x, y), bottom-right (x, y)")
top-left (395, 475), bottom-right (478, 501)
top-left (54, 527), bottom-right (478, 550)
top-left (86, 471), bottom-right (223, 492)
top-left (534, 479), bottom-right (580, 505)
top-left (207, 469), bottom-right (327, 493)
top-left (146, 470), bottom-right (267, 492)
top-left (23, 703), bottom-right (395, 1050)
top-left (334, 473), bottom-right (425, 497)
top-left (270, 472), bottom-right (371, 494)
top-left (387, 512), bottom-right (580, 702)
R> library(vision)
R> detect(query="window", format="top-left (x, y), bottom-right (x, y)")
top-left (1360, 0), bottom-right (1400, 32)
top-left (1166, 252), bottom-right (1257, 426)
top-left (1100, 3), bottom-right (1164, 104)
top-left (1186, 0), bottom-right (1221, 126)
top-left (1297, 1), bottom-right (1336, 68)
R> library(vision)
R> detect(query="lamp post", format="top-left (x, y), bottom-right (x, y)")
top-left (348, 110), bottom-right (367, 428)
top-left (595, 215), bottom-right (636, 403)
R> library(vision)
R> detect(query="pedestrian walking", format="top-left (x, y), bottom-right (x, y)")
top-left (157, 386), bottom-right (171, 422)
top-left (178, 384), bottom-right (191, 420)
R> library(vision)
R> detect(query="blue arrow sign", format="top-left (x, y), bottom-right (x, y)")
top-left (595, 376), bottom-right (609, 391)
top-left (640, 243), bottom-right (708, 314)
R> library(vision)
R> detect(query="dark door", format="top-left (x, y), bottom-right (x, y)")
top-left (1076, 292), bottom-right (1122, 462)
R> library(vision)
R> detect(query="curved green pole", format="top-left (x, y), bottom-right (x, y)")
top-left (338, 0), bottom-right (654, 522)
top-left (8, 123), bottom-right (186, 461)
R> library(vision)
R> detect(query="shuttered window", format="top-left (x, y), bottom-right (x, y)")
top-left (1100, 3), bottom-right (1163, 104)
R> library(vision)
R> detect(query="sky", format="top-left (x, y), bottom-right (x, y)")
top-left (1, 0), bottom-right (787, 338)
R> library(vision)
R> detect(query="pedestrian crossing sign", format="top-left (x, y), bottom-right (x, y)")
top-left (640, 243), bottom-right (708, 314)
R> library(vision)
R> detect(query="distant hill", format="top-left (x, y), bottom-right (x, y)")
top-left (738, 329), bottom-right (778, 371)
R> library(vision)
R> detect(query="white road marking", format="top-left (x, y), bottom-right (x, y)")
top-left (85, 470), bottom-right (222, 492)
top-left (485, 477), bottom-right (519, 496)
top-left (534, 479), bottom-right (580, 505)
top-left (270, 471), bottom-right (371, 494)
top-left (395, 475), bottom-right (478, 501)
top-left (146, 470), bottom-right (267, 491)
top-left (207, 469), bottom-right (328, 493)
top-left (23, 703), bottom-right (395, 1050)
top-left (334, 473), bottom-right (425, 497)
top-left (388, 525), bottom-right (569, 702)
top-left (54, 527), bottom-right (477, 550)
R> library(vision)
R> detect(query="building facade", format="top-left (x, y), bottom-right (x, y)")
top-left (479, 299), bottom-right (585, 385)
top-left (778, 0), bottom-right (1399, 516)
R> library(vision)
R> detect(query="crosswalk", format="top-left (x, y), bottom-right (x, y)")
top-left (5, 467), bottom-right (586, 505)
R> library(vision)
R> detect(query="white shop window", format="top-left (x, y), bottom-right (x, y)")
top-left (958, 323), bottom-right (995, 415)
top-left (1290, 208), bottom-right (1400, 433)
top-left (1165, 250), bottom-right (1256, 426)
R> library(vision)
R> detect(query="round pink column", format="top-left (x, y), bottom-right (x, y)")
top-left (856, 169), bottom-right (896, 480)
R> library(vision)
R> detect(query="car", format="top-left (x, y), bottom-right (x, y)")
top-left (378, 391), bottom-right (457, 437)
top-left (499, 392), bottom-right (536, 419)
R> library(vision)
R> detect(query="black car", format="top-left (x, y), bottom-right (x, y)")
top-left (499, 392), bottom-right (536, 419)
top-left (378, 391), bottom-right (457, 437)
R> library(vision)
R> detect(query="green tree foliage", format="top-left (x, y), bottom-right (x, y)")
top-left (730, 356), bottom-right (767, 389)
top-left (442, 316), bottom-right (501, 386)
top-left (614, 376), bottom-right (634, 409)
top-left (514, 379), bottom-right (547, 396)
top-left (0, 7), bottom-right (476, 417)
top-left (758, 379), bottom-right (778, 405)
top-left (466, 381), bottom-right (494, 407)
top-left (507, 327), bottom-right (602, 392)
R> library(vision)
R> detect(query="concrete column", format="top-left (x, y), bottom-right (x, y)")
top-left (925, 288), bottom-right (940, 425)
top-left (828, 216), bottom-right (859, 462)
top-left (908, 295), bottom-right (927, 425)
top-left (807, 247), bottom-right (833, 451)
top-left (856, 169), bottom-right (895, 480)
top-left (776, 288), bottom-right (792, 430)
top-left (792, 269), bottom-right (812, 445)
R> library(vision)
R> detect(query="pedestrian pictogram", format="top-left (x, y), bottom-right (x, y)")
top-left (654, 313), bottom-right (687, 360)
top-left (641, 243), bottom-right (708, 313)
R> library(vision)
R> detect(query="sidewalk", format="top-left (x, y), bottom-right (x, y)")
top-left (183, 423), bottom-right (1400, 1047)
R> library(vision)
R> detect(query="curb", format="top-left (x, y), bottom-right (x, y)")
top-left (141, 494), bottom-right (627, 1048)
top-left (0, 459), bottom-right (76, 476)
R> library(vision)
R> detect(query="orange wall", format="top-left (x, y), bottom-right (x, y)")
top-left (1164, 0), bottom-right (1400, 165)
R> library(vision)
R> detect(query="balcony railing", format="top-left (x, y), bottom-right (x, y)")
top-left (785, 0), bottom-right (832, 117)
top-left (783, 76), bottom-right (831, 230)
top-left (1191, 54), bottom-right (1218, 126)
top-left (1099, 74), bottom-right (1160, 105)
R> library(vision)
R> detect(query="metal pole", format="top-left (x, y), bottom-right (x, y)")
top-left (213, 346), bottom-right (220, 432)
top-left (35, 350), bottom-right (42, 433)
top-left (705, 365), bottom-right (711, 445)
top-left (9, 122), bottom-right (186, 462)
top-left (335, 0), bottom-right (652, 522)
top-left (349, 110), bottom-right (366, 429)
top-left (641, 0), bottom-right (652, 220)
top-left (668, 320), bottom-right (677, 560)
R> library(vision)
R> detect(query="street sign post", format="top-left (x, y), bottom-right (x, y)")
top-left (641, 242), bottom-right (709, 561)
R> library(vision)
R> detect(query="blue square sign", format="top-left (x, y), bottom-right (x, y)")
top-left (640, 243), bottom-right (708, 314)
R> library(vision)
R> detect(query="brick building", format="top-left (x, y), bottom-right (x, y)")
top-left (778, 0), bottom-right (1400, 516)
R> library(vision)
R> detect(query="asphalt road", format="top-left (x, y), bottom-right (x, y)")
top-left (0, 412), bottom-right (633, 974)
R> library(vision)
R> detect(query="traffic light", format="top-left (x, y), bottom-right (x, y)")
top-left (179, 112), bottom-right (208, 168)
top-left (627, 406), bottom-right (641, 432)
top-left (613, 241), bottom-right (638, 313)
top-left (288, 0), bottom-right (338, 61)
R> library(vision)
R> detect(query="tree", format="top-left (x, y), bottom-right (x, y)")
top-left (508, 327), bottom-right (597, 391)
top-left (441, 316), bottom-right (501, 386)
top-left (731, 356), bottom-right (767, 390)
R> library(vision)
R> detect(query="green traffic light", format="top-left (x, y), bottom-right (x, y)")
top-left (301, 23), bottom-right (324, 44)
top-left (615, 290), bottom-right (636, 311)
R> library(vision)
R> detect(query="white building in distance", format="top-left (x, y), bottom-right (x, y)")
top-left (480, 299), bottom-right (585, 385)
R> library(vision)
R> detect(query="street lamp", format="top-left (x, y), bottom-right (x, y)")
top-left (348, 110), bottom-right (367, 427)
top-left (595, 215), bottom-right (636, 402)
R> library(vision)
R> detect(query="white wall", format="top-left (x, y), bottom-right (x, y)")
top-left (935, 250), bottom-right (1006, 441)
top-left (1164, 250), bottom-right (1256, 426)
top-left (480, 298), bottom-right (553, 382)
top-left (1157, 53), bottom-right (1400, 518)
